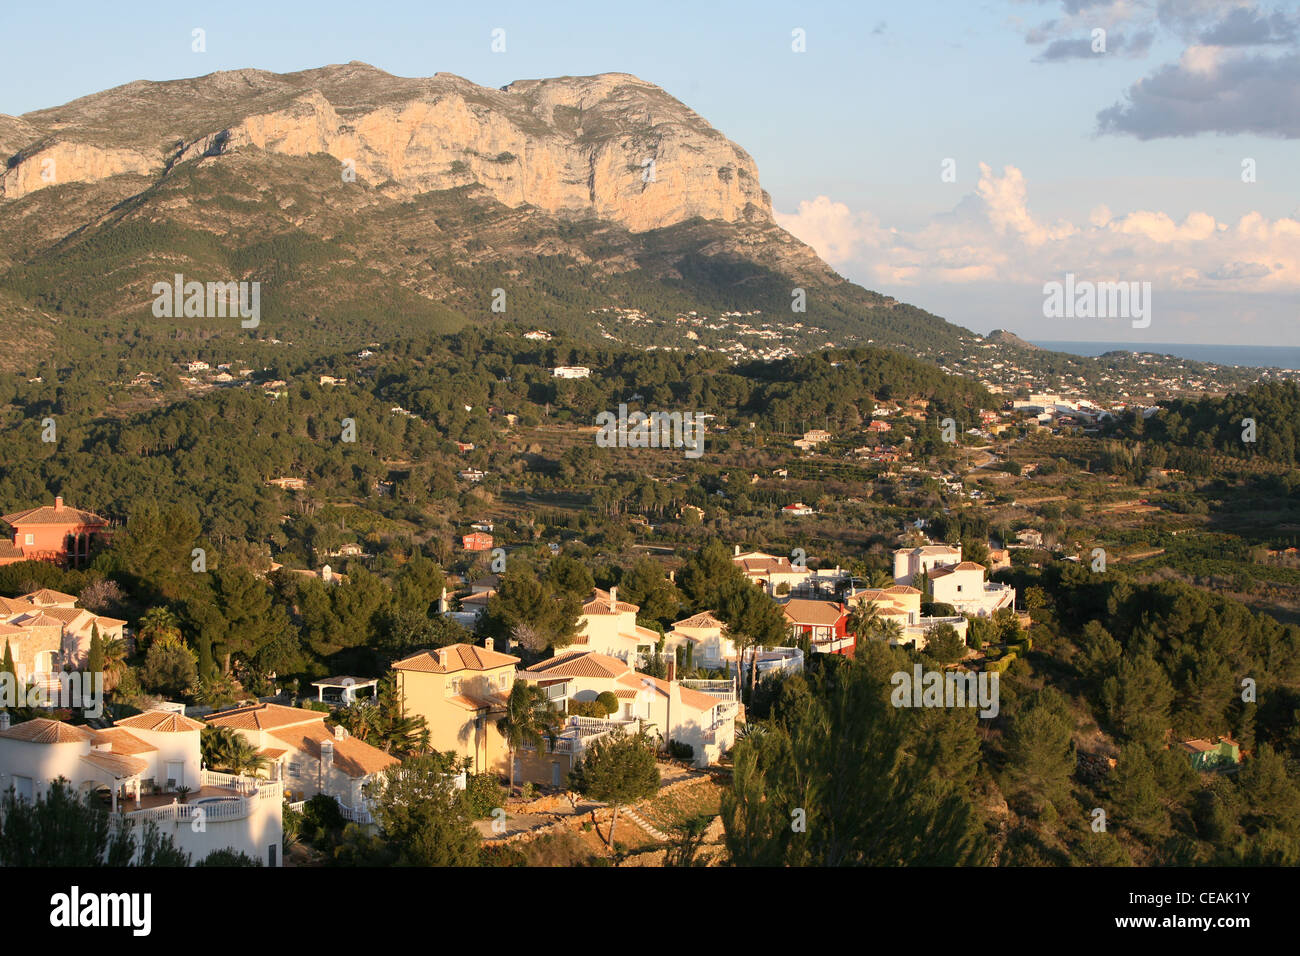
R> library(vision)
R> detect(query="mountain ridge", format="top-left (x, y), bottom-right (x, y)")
top-left (0, 62), bottom-right (981, 368)
top-left (1, 62), bottom-right (771, 234)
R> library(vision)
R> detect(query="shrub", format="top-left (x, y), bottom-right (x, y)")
top-left (460, 773), bottom-right (506, 820)
top-left (985, 652), bottom-right (1017, 674)
top-left (921, 602), bottom-right (957, 617)
top-left (301, 793), bottom-right (345, 842)
top-left (567, 698), bottom-right (607, 718)
top-left (197, 847), bottom-right (262, 866)
top-left (595, 691), bottom-right (619, 716)
top-left (667, 739), bottom-right (695, 761)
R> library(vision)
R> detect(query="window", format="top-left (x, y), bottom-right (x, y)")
top-left (268, 844), bottom-right (277, 867)
top-left (23, 534), bottom-right (34, 546)
top-left (446, 678), bottom-right (461, 697)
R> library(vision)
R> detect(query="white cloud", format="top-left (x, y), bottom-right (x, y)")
top-left (775, 163), bottom-right (1300, 295)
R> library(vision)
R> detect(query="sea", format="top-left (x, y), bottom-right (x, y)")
top-left (1031, 340), bottom-right (1300, 371)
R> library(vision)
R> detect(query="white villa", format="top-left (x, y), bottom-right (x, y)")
top-left (662, 610), bottom-right (736, 669)
top-left (522, 650), bottom-right (736, 767)
top-left (570, 588), bottom-right (661, 663)
top-left (733, 547), bottom-right (813, 596)
top-left (929, 562), bottom-right (1017, 618)
top-left (847, 585), bottom-right (970, 650)
top-left (0, 711), bottom-right (283, 866)
top-left (204, 702), bottom-right (398, 817)
top-left (893, 544), bottom-right (963, 586)
top-left (0, 589), bottom-right (126, 694)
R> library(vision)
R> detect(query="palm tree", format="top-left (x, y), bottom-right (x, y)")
top-left (135, 606), bottom-right (181, 653)
top-left (496, 681), bottom-right (559, 794)
top-left (848, 602), bottom-right (880, 648)
top-left (877, 618), bottom-right (904, 646)
top-left (201, 726), bottom-right (269, 776)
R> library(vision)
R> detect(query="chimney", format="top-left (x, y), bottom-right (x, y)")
top-left (321, 564), bottom-right (332, 584)
top-left (438, 587), bottom-right (448, 614)
top-left (333, 725), bottom-right (347, 740)
top-left (484, 638), bottom-right (494, 652)
top-left (0, 711), bottom-right (10, 731)
top-left (608, 587), bottom-right (617, 611)
top-left (734, 544), bottom-right (740, 556)
top-left (320, 738), bottom-right (334, 775)
top-left (54, 496), bottom-right (63, 512)
top-left (437, 648), bottom-right (448, 669)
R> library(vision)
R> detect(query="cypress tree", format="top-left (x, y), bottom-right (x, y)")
top-left (87, 623), bottom-right (105, 676)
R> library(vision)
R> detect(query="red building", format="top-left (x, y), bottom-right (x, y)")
top-left (461, 532), bottom-right (494, 552)
top-left (0, 497), bottom-right (108, 567)
top-left (782, 599), bottom-right (853, 657)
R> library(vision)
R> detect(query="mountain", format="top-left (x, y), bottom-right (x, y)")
top-left (0, 62), bottom-right (977, 365)
top-left (985, 329), bottom-right (1039, 350)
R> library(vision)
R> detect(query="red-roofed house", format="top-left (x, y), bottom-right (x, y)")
top-left (0, 497), bottom-right (108, 567)
top-left (462, 532), bottom-right (494, 552)
top-left (783, 599), bottom-right (853, 656)
top-left (732, 547), bottom-right (814, 596)
top-left (0, 590), bottom-right (127, 692)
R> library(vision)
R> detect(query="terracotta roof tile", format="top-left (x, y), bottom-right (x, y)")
top-left (580, 588), bottom-right (640, 615)
top-left (81, 750), bottom-right (149, 778)
top-left (204, 703), bottom-right (322, 731)
top-left (525, 651), bottom-right (629, 680)
top-left (782, 599), bottom-right (847, 627)
top-left (671, 611), bottom-right (727, 630)
top-left (91, 727), bottom-right (157, 755)
top-left (2, 504), bottom-right (106, 527)
top-left (115, 710), bottom-right (205, 733)
top-left (268, 725), bottom-right (399, 778)
top-left (21, 588), bottom-right (79, 605)
top-left (392, 643), bottom-right (519, 674)
top-left (0, 718), bottom-right (96, 744)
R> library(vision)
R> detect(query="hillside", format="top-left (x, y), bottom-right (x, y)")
top-left (0, 62), bottom-right (977, 365)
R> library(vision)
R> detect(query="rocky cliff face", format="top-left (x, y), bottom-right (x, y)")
top-left (0, 63), bottom-right (771, 233)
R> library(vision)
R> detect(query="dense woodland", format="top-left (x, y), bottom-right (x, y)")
top-left (1, 328), bottom-right (1298, 867)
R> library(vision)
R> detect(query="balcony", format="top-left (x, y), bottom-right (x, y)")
top-left (520, 716), bottom-right (637, 758)
top-left (809, 635), bottom-right (855, 655)
top-left (125, 774), bottom-right (281, 826)
top-left (680, 679), bottom-right (738, 703)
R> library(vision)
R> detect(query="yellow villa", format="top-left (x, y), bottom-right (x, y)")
top-left (391, 641), bottom-right (520, 775)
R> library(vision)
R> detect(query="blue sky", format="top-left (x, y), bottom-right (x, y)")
top-left (4, 0), bottom-right (1298, 345)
